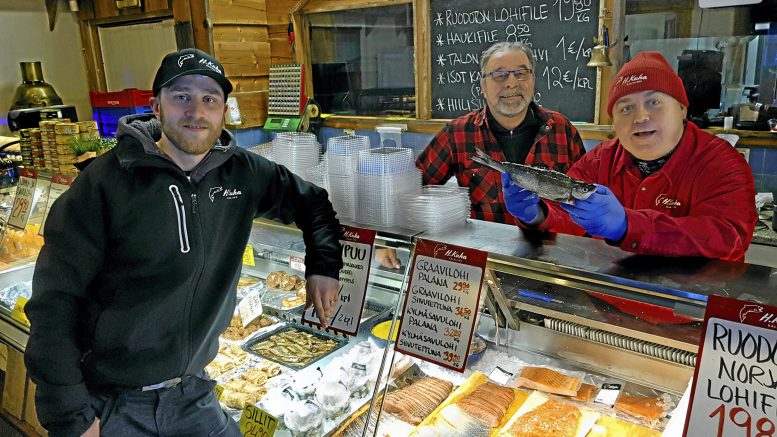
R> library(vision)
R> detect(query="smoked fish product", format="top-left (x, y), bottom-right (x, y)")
top-left (513, 366), bottom-right (582, 397)
top-left (383, 377), bottom-right (454, 425)
top-left (500, 399), bottom-right (581, 437)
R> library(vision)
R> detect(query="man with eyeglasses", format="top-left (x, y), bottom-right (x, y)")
top-left (375, 41), bottom-right (585, 270)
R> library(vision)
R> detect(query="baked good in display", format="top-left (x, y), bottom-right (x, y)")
top-left (221, 314), bottom-right (275, 341)
top-left (205, 343), bottom-right (248, 379)
top-left (282, 295), bottom-right (305, 308)
top-left (265, 271), bottom-right (306, 291)
top-left (513, 366), bottom-right (582, 397)
top-left (237, 275), bottom-right (260, 289)
top-left (500, 398), bottom-right (581, 436)
top-left (383, 376), bottom-right (453, 425)
top-left (266, 271), bottom-right (284, 288)
top-left (219, 361), bottom-right (282, 409)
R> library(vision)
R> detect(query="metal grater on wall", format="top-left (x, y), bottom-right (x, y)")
top-left (264, 64), bottom-right (308, 131)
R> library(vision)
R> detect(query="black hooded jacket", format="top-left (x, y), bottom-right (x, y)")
top-left (24, 114), bottom-right (342, 436)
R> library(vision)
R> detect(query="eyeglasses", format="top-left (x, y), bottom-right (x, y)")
top-left (484, 68), bottom-right (534, 82)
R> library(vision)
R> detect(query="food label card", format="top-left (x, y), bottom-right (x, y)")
top-left (39, 173), bottom-right (75, 235)
top-left (684, 295), bottom-right (777, 436)
top-left (303, 225), bottom-right (375, 335)
top-left (239, 404), bottom-right (278, 437)
top-left (8, 168), bottom-right (38, 230)
top-left (395, 239), bottom-right (487, 372)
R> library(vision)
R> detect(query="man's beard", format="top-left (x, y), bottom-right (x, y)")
top-left (495, 93), bottom-right (528, 118)
top-left (159, 107), bottom-right (222, 156)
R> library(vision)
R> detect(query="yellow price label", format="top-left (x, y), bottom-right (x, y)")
top-left (239, 404), bottom-right (277, 437)
top-left (11, 296), bottom-right (30, 327)
top-left (242, 245), bottom-right (255, 266)
top-left (214, 384), bottom-right (224, 401)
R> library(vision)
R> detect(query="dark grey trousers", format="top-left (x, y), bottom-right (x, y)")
top-left (89, 375), bottom-right (241, 437)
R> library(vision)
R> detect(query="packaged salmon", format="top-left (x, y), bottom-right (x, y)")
top-left (510, 366), bottom-right (585, 397)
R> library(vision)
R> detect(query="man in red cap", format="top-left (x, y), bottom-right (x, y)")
top-left (502, 51), bottom-right (756, 261)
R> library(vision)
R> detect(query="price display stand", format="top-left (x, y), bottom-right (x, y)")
top-left (363, 238), bottom-right (488, 431)
top-left (302, 225), bottom-right (376, 335)
top-left (683, 294), bottom-right (777, 436)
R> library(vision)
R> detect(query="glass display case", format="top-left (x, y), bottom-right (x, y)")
top-left (1, 217), bottom-right (776, 436)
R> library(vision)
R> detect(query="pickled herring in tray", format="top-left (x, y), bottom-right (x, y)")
top-left (246, 327), bottom-right (340, 368)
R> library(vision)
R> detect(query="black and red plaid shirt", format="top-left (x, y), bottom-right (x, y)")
top-left (416, 103), bottom-right (585, 224)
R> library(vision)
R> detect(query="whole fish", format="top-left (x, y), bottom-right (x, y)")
top-left (470, 148), bottom-right (595, 203)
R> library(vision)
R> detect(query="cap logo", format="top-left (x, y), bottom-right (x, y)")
top-left (177, 54), bottom-right (195, 67)
top-left (198, 58), bottom-right (222, 74)
top-left (617, 73), bottom-right (648, 86)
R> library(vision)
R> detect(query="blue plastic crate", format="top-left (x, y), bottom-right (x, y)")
top-left (93, 105), bottom-right (152, 138)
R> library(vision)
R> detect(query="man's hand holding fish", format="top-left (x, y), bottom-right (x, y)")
top-left (561, 185), bottom-right (627, 241)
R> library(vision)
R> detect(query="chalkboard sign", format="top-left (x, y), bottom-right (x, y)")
top-left (430, 0), bottom-right (599, 121)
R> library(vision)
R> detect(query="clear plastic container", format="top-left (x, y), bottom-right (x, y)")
top-left (376, 125), bottom-right (403, 148)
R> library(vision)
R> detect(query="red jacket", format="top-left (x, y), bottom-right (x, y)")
top-left (416, 103), bottom-right (585, 224)
top-left (538, 122), bottom-right (756, 261)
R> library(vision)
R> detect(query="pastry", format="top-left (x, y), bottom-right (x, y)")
top-left (266, 271), bottom-right (284, 288)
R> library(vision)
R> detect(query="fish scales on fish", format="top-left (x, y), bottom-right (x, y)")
top-left (470, 148), bottom-right (595, 204)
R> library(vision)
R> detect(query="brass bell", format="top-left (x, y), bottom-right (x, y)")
top-left (587, 44), bottom-right (612, 68)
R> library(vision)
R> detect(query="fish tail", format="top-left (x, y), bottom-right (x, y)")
top-left (470, 148), bottom-right (505, 173)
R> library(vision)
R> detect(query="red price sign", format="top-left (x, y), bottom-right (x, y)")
top-left (395, 239), bottom-right (487, 372)
top-left (684, 295), bottom-right (777, 436)
top-left (709, 404), bottom-right (775, 437)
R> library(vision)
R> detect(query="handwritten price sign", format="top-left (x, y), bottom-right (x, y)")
top-left (395, 239), bottom-right (487, 372)
top-left (239, 404), bottom-right (278, 437)
top-left (39, 173), bottom-right (75, 235)
top-left (684, 295), bottom-right (777, 436)
top-left (303, 225), bottom-right (375, 335)
top-left (7, 168), bottom-right (38, 230)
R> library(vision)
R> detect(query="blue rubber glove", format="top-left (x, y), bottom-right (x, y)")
top-left (501, 172), bottom-right (541, 224)
top-left (561, 184), bottom-right (627, 241)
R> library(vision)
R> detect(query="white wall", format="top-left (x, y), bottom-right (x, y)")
top-left (0, 0), bottom-right (90, 136)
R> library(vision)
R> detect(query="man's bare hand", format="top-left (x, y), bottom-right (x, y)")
top-left (304, 274), bottom-right (340, 328)
top-left (81, 418), bottom-right (99, 437)
top-left (374, 248), bottom-right (401, 269)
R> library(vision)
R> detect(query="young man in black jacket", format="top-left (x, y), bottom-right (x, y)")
top-left (24, 48), bottom-right (343, 437)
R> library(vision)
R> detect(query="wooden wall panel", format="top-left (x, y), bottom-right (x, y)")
top-left (144, 0), bottom-right (170, 12)
top-left (231, 76), bottom-right (269, 93)
top-left (232, 92), bottom-right (268, 126)
top-left (215, 41), bottom-right (271, 76)
top-left (94, 0), bottom-right (120, 19)
top-left (266, 0), bottom-right (297, 25)
top-left (210, 0), bottom-right (267, 24)
top-left (214, 25), bottom-right (269, 43)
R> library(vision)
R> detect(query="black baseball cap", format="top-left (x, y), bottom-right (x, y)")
top-left (152, 48), bottom-right (233, 97)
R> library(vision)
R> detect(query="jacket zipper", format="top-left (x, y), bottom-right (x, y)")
top-left (183, 188), bottom-right (206, 376)
top-left (168, 185), bottom-right (191, 253)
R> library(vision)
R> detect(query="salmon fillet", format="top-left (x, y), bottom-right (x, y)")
top-left (455, 381), bottom-right (515, 427)
top-left (614, 394), bottom-right (665, 422)
top-left (383, 377), bottom-right (453, 425)
top-left (504, 399), bottom-right (581, 437)
top-left (514, 367), bottom-right (581, 397)
top-left (571, 383), bottom-right (597, 402)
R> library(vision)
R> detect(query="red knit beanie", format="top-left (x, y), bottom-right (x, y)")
top-left (606, 51), bottom-right (688, 116)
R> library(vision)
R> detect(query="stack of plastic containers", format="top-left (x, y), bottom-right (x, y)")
top-left (272, 132), bottom-right (321, 180)
top-left (247, 141), bottom-right (274, 161)
top-left (399, 186), bottom-right (470, 233)
top-left (325, 135), bottom-right (370, 221)
top-left (356, 147), bottom-right (421, 227)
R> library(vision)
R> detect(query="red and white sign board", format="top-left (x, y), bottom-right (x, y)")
top-left (395, 239), bottom-right (487, 372)
top-left (303, 225), bottom-right (375, 335)
top-left (7, 168), bottom-right (38, 230)
top-left (684, 294), bottom-right (777, 436)
top-left (39, 173), bottom-right (75, 235)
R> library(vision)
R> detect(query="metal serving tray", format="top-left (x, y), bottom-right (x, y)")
top-left (242, 324), bottom-right (348, 370)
